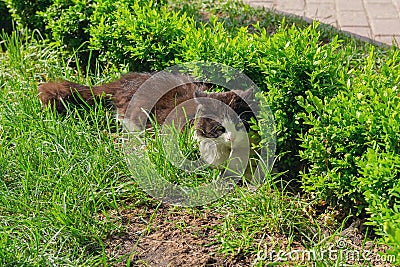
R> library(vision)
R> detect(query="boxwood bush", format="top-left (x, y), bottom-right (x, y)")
top-left (3, 0), bottom-right (51, 32)
top-left (90, 0), bottom-right (194, 70)
top-left (298, 48), bottom-right (400, 242)
top-left (39, 0), bottom-right (95, 50)
top-left (2, 0), bottom-right (166, 61)
top-left (255, 26), bottom-right (346, 176)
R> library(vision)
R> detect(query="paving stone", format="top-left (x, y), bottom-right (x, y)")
top-left (341, 26), bottom-right (372, 38)
top-left (246, 1), bottom-right (274, 8)
top-left (276, 0), bottom-right (305, 11)
top-left (338, 11), bottom-right (369, 26)
top-left (313, 16), bottom-right (337, 26)
top-left (306, 3), bottom-right (336, 18)
top-left (363, 0), bottom-right (392, 3)
top-left (365, 3), bottom-right (400, 18)
top-left (371, 18), bottom-right (400, 35)
top-left (335, 0), bottom-right (364, 11)
top-left (280, 9), bottom-right (306, 16)
top-left (307, 0), bottom-right (333, 3)
top-left (375, 35), bottom-right (400, 45)
top-left (243, 0), bottom-right (399, 46)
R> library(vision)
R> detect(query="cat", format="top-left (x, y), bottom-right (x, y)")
top-left (38, 72), bottom-right (257, 172)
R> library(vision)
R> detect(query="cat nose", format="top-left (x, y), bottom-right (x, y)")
top-left (226, 132), bottom-right (234, 142)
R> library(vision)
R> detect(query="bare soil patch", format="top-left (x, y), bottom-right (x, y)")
top-left (105, 204), bottom-right (250, 266)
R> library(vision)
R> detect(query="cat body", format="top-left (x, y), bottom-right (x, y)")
top-left (38, 72), bottom-right (203, 128)
top-left (38, 72), bottom-right (257, 171)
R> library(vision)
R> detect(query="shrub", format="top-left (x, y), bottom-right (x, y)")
top-left (3, 0), bottom-right (51, 32)
top-left (358, 149), bottom-right (400, 256)
top-left (2, 0), bottom-right (167, 66)
top-left (178, 23), bottom-right (348, 177)
top-left (40, 0), bottom-right (164, 67)
top-left (255, 24), bottom-right (346, 177)
top-left (43, 1), bottom-right (164, 50)
top-left (298, 48), bottom-right (400, 237)
top-left (358, 150), bottom-right (400, 228)
top-left (383, 221), bottom-right (400, 265)
top-left (90, 1), bottom-right (193, 70)
top-left (39, 0), bottom-right (94, 50)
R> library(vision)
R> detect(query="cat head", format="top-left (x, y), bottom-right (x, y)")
top-left (193, 89), bottom-right (255, 141)
top-left (193, 89), bottom-right (256, 167)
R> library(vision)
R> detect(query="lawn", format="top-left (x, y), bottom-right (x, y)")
top-left (0, 0), bottom-right (399, 266)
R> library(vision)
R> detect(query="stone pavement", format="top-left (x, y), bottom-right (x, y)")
top-left (243, 0), bottom-right (400, 46)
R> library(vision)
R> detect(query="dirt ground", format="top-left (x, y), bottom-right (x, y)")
top-left (104, 202), bottom-right (394, 267)
top-left (105, 204), bottom-right (252, 267)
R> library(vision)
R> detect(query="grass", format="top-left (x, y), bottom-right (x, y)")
top-left (0, 31), bottom-right (144, 265)
top-left (0, 1), bottom-right (398, 266)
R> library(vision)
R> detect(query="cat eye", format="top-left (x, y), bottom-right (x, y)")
top-left (215, 125), bottom-right (225, 133)
top-left (208, 125), bottom-right (225, 137)
top-left (235, 121), bottom-right (244, 128)
top-left (235, 121), bottom-right (247, 131)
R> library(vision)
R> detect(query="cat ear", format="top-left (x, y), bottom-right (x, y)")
top-left (194, 91), bottom-right (208, 98)
top-left (237, 88), bottom-right (254, 100)
top-left (194, 91), bottom-right (208, 103)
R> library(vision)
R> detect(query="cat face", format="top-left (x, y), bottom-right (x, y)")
top-left (193, 89), bottom-right (255, 166)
